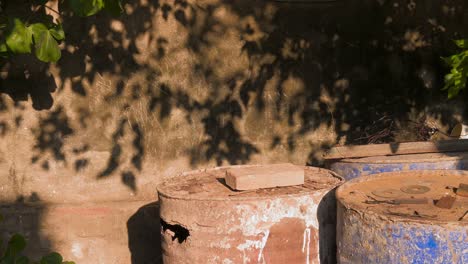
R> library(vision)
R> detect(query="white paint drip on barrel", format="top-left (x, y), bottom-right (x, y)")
top-left (257, 230), bottom-right (270, 263)
top-left (240, 250), bottom-right (250, 264)
top-left (232, 194), bottom-right (323, 236)
top-left (302, 228), bottom-right (311, 264)
top-left (236, 230), bottom-right (270, 264)
top-left (236, 230), bottom-right (270, 252)
top-left (237, 239), bottom-right (262, 251)
top-left (158, 165), bottom-right (343, 263)
top-left (71, 242), bottom-right (83, 258)
top-left (210, 236), bottom-right (232, 249)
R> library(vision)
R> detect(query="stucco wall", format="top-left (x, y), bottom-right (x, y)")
top-left (0, 0), bottom-right (467, 262)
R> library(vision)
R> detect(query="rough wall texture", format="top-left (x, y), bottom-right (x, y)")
top-left (0, 0), bottom-right (468, 263)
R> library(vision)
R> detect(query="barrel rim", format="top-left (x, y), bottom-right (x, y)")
top-left (157, 165), bottom-right (344, 201)
top-left (332, 152), bottom-right (468, 164)
top-left (336, 170), bottom-right (468, 225)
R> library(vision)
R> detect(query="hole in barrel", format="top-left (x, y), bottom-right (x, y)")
top-left (160, 219), bottom-right (190, 243)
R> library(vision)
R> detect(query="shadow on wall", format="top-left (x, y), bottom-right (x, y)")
top-left (0, 196), bottom-right (53, 261)
top-left (0, 2), bottom-right (467, 262)
top-left (0, 198), bottom-right (164, 263)
top-left (127, 202), bottom-right (162, 264)
top-left (0, 0), bottom-right (468, 184)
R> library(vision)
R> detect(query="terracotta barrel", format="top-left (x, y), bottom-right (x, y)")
top-left (157, 165), bottom-right (343, 264)
top-left (336, 170), bottom-right (468, 263)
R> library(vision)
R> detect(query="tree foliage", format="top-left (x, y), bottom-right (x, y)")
top-left (0, 0), bottom-right (123, 63)
top-left (443, 39), bottom-right (468, 98)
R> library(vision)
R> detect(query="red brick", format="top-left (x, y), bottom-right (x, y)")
top-left (225, 163), bottom-right (304, 191)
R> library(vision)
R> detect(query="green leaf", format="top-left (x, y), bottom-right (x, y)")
top-left (69, 0), bottom-right (105, 16)
top-left (29, 23), bottom-right (49, 38)
top-left (40, 253), bottom-right (62, 264)
top-left (104, 0), bottom-right (123, 16)
top-left (29, 22), bottom-right (64, 42)
top-left (62, 262), bottom-right (75, 264)
top-left (34, 30), bottom-right (61, 62)
top-left (49, 24), bottom-right (65, 41)
top-left (454, 39), bottom-right (468, 49)
top-left (448, 85), bottom-right (459, 99)
top-left (441, 56), bottom-right (452, 66)
top-left (5, 234), bottom-right (26, 258)
top-left (442, 43), bottom-right (468, 98)
top-left (30, 23), bottom-right (61, 63)
top-left (5, 18), bottom-right (32, 54)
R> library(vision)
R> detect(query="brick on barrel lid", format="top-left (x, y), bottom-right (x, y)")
top-left (224, 163), bottom-right (304, 191)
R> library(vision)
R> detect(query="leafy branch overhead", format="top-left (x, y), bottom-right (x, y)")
top-left (443, 39), bottom-right (468, 98)
top-left (0, 0), bottom-right (123, 63)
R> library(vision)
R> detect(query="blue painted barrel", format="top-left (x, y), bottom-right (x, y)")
top-left (336, 170), bottom-right (468, 264)
top-left (329, 152), bottom-right (468, 180)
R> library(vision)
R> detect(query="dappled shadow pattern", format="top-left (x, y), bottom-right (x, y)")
top-left (0, 0), bottom-right (467, 184)
top-left (98, 119), bottom-right (126, 178)
top-left (0, 1), bottom-right (467, 262)
top-left (97, 118), bottom-right (144, 191)
top-left (232, 1), bottom-right (468, 164)
top-left (31, 106), bottom-right (73, 168)
top-left (0, 68), bottom-right (56, 111)
top-left (176, 93), bottom-right (260, 166)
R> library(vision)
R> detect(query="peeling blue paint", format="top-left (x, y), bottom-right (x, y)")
top-left (334, 162), bottom-right (468, 264)
top-left (338, 210), bottom-right (468, 264)
top-left (362, 164), bottom-right (403, 174)
top-left (330, 158), bottom-right (468, 180)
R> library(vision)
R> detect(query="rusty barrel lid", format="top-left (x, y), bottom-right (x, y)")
top-left (335, 152), bottom-right (468, 164)
top-left (336, 170), bottom-right (468, 224)
top-left (157, 165), bottom-right (343, 201)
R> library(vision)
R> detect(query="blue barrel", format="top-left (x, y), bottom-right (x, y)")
top-left (336, 170), bottom-right (468, 264)
top-left (329, 152), bottom-right (468, 180)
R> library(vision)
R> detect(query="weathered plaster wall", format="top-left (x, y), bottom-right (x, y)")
top-left (0, 0), bottom-right (467, 262)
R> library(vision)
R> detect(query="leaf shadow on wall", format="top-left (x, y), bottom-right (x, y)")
top-left (0, 0), bottom-right (467, 188)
